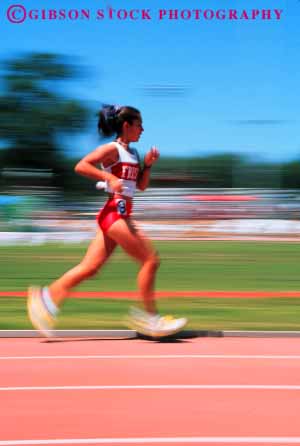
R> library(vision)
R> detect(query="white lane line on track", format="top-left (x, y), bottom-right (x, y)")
top-left (2, 437), bottom-right (300, 445)
top-left (1, 384), bottom-right (300, 391)
top-left (2, 355), bottom-right (300, 360)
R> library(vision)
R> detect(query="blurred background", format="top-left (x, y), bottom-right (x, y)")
top-left (1, 0), bottom-right (300, 330)
top-left (0, 50), bottom-right (300, 242)
top-left (1, 0), bottom-right (299, 241)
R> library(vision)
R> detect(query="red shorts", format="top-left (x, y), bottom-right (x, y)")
top-left (97, 197), bottom-right (133, 233)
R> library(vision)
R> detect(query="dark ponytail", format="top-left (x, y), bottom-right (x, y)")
top-left (98, 104), bottom-right (141, 137)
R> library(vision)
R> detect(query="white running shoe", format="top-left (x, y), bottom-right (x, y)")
top-left (128, 306), bottom-right (187, 338)
top-left (27, 287), bottom-right (56, 337)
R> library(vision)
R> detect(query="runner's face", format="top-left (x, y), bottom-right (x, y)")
top-left (127, 118), bottom-right (144, 142)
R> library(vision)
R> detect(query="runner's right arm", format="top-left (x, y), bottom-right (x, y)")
top-left (75, 144), bottom-right (122, 193)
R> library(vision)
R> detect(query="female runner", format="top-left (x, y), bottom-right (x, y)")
top-left (27, 104), bottom-right (187, 338)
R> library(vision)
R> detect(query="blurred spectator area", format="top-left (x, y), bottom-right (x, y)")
top-left (1, 187), bottom-right (300, 234)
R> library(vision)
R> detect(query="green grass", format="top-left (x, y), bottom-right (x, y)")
top-left (1, 241), bottom-right (300, 330)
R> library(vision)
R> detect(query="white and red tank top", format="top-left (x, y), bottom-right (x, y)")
top-left (101, 142), bottom-right (140, 198)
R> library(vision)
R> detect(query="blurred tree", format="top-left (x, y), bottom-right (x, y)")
top-left (281, 161), bottom-right (300, 189)
top-left (0, 52), bottom-right (89, 189)
top-left (149, 153), bottom-right (243, 187)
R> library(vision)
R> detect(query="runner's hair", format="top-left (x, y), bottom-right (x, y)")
top-left (98, 105), bottom-right (141, 137)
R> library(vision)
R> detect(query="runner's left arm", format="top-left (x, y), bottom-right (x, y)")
top-left (137, 146), bottom-right (160, 191)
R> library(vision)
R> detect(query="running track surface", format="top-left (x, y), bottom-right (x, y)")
top-left (1, 337), bottom-right (300, 445)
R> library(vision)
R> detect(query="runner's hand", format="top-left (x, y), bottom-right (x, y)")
top-left (109, 178), bottom-right (124, 193)
top-left (144, 146), bottom-right (160, 167)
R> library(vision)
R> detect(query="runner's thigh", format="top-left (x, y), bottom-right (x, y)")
top-left (107, 218), bottom-right (155, 263)
top-left (81, 230), bottom-right (117, 270)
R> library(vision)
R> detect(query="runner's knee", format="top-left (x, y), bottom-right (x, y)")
top-left (144, 252), bottom-right (160, 271)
